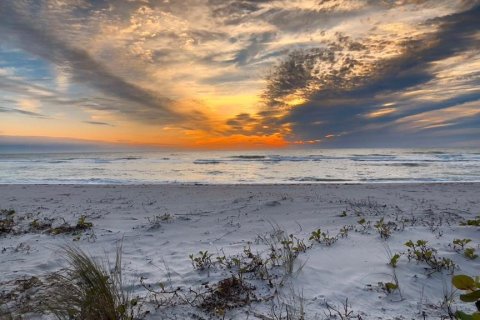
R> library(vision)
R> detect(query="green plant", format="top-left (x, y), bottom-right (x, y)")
top-left (189, 251), bottom-right (213, 270)
top-left (76, 215), bottom-right (93, 229)
top-left (451, 274), bottom-right (480, 319)
top-left (379, 281), bottom-right (398, 294)
top-left (453, 239), bottom-right (472, 251)
top-left (389, 253), bottom-right (401, 268)
top-left (41, 245), bottom-right (138, 320)
top-left (464, 248), bottom-right (478, 260)
top-left (461, 217), bottom-right (480, 227)
top-left (356, 218), bottom-right (370, 233)
top-left (309, 229), bottom-right (337, 246)
top-left (374, 218), bottom-right (392, 239)
top-left (280, 235), bottom-right (303, 274)
top-left (48, 216), bottom-right (93, 235)
top-left (404, 240), bottom-right (456, 273)
top-left (30, 219), bottom-right (52, 232)
top-left (339, 225), bottom-right (352, 238)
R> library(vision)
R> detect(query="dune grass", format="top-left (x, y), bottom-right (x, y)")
top-left (42, 245), bottom-right (138, 320)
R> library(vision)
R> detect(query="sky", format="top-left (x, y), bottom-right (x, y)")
top-left (0, 0), bottom-right (479, 149)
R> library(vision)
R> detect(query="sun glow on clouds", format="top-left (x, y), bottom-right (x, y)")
top-left (0, 0), bottom-right (479, 148)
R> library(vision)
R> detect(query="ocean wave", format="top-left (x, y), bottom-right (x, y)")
top-left (230, 155), bottom-right (266, 160)
top-left (194, 159), bottom-right (221, 164)
top-left (381, 163), bottom-right (429, 167)
top-left (206, 170), bottom-right (223, 175)
top-left (289, 177), bottom-right (350, 182)
top-left (114, 156), bottom-right (142, 161)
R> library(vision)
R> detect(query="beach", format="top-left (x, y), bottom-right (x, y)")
top-left (1, 183), bottom-right (479, 319)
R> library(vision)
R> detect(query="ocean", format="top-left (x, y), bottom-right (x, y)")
top-left (0, 148), bottom-right (479, 184)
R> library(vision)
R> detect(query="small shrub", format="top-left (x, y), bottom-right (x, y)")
top-left (199, 276), bottom-right (256, 316)
top-left (451, 274), bottom-right (480, 319)
top-left (189, 251), bottom-right (213, 270)
top-left (49, 215), bottom-right (93, 235)
top-left (452, 238), bottom-right (472, 251)
top-left (461, 217), bottom-right (480, 226)
top-left (389, 253), bottom-right (401, 268)
top-left (356, 218), bottom-right (370, 233)
top-left (374, 218), bottom-right (392, 239)
top-left (378, 281), bottom-right (398, 294)
top-left (30, 219), bottom-right (52, 231)
top-left (339, 225), bottom-right (353, 238)
top-left (309, 229), bottom-right (337, 246)
top-left (404, 240), bottom-right (456, 273)
top-left (281, 235), bottom-right (306, 274)
top-left (76, 215), bottom-right (93, 229)
top-left (464, 248), bottom-right (478, 260)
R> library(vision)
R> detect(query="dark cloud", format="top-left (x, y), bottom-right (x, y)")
top-left (83, 120), bottom-right (114, 126)
top-left (0, 107), bottom-right (48, 118)
top-left (251, 4), bottom-right (480, 146)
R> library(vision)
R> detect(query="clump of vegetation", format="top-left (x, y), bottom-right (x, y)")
top-left (41, 246), bottom-right (139, 320)
top-left (48, 215), bottom-right (93, 235)
top-left (309, 229), bottom-right (338, 246)
top-left (452, 238), bottom-right (472, 251)
top-left (199, 276), bottom-right (257, 316)
top-left (190, 251), bottom-right (214, 271)
top-left (30, 219), bottom-right (52, 232)
top-left (280, 234), bottom-right (308, 275)
top-left (404, 240), bottom-right (456, 273)
top-left (146, 213), bottom-right (173, 229)
top-left (339, 225), bottom-right (353, 238)
top-left (389, 253), bottom-right (401, 268)
top-left (451, 274), bottom-right (480, 320)
top-left (0, 209), bottom-right (16, 235)
top-left (378, 281), bottom-right (399, 294)
top-left (356, 218), bottom-right (371, 234)
top-left (374, 218), bottom-right (393, 239)
top-left (460, 217), bottom-right (480, 227)
top-left (450, 239), bottom-right (477, 260)
top-left (464, 248), bottom-right (478, 260)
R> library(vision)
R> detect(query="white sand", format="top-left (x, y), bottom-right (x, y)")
top-left (1, 183), bottom-right (479, 319)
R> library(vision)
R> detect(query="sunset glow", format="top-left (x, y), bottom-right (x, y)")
top-left (1, 1), bottom-right (479, 149)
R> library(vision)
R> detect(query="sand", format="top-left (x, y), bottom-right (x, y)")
top-left (1, 183), bottom-right (479, 319)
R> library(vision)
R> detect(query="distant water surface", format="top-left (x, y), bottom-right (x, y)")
top-left (0, 149), bottom-right (479, 184)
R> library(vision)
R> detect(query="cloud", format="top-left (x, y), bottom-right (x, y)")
top-left (83, 120), bottom-right (115, 126)
top-left (248, 2), bottom-right (480, 146)
top-left (0, 1), bottom-right (188, 125)
top-left (0, 106), bottom-right (48, 118)
top-left (0, 0), bottom-right (479, 147)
